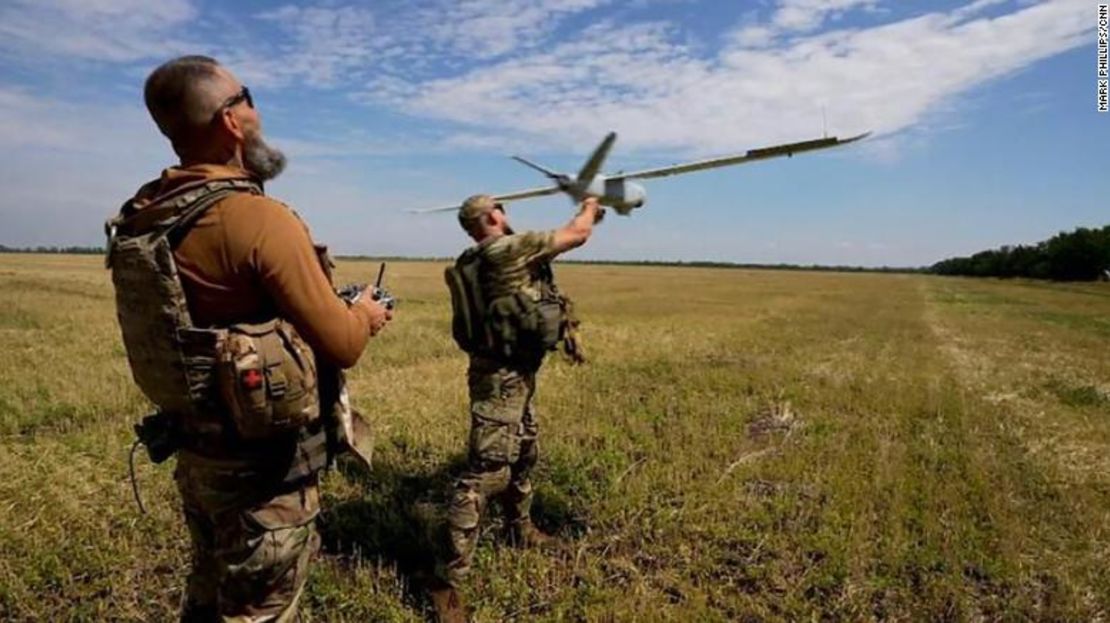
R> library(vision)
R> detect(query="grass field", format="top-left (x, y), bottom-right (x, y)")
top-left (0, 254), bottom-right (1107, 621)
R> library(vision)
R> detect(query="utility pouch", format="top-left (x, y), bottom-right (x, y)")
top-left (134, 411), bottom-right (181, 464)
top-left (486, 292), bottom-right (562, 368)
top-left (217, 319), bottom-right (320, 439)
top-left (535, 297), bottom-right (564, 350)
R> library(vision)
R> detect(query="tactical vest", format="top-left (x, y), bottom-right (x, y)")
top-left (445, 244), bottom-right (567, 367)
top-left (106, 178), bottom-right (335, 483)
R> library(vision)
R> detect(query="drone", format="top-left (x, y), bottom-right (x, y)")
top-left (411, 130), bottom-right (870, 215)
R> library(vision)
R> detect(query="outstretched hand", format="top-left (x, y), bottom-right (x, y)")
top-left (580, 197), bottom-right (604, 224)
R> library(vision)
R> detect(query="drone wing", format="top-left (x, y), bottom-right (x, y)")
top-left (614, 132), bottom-right (870, 181)
top-left (493, 185), bottom-right (565, 203)
top-left (577, 131), bottom-right (617, 183)
top-left (407, 184), bottom-right (564, 213)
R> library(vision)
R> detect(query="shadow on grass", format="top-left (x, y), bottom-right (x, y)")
top-left (318, 455), bottom-right (460, 578)
top-left (316, 452), bottom-right (592, 608)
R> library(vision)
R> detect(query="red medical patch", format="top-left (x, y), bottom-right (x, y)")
top-left (241, 369), bottom-right (264, 391)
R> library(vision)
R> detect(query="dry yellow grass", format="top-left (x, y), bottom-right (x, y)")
top-left (0, 254), bottom-right (1107, 621)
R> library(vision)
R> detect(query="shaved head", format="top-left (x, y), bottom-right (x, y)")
top-left (144, 55), bottom-right (236, 156)
top-left (143, 55), bottom-right (286, 180)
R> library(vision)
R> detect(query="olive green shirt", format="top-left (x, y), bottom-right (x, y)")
top-left (476, 230), bottom-right (558, 302)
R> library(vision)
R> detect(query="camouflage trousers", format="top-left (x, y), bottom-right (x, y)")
top-left (443, 362), bottom-right (540, 584)
top-left (176, 452), bottom-right (321, 623)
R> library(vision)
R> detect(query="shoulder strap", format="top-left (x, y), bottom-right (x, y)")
top-left (161, 178), bottom-right (262, 240)
top-left (537, 259), bottom-right (555, 284)
top-left (156, 187), bottom-right (237, 247)
top-left (457, 245), bottom-right (479, 265)
top-left (106, 178), bottom-right (261, 268)
top-left (110, 177), bottom-right (259, 241)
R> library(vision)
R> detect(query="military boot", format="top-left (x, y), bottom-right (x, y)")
top-left (427, 578), bottom-right (468, 623)
top-left (506, 519), bottom-right (555, 549)
top-left (179, 602), bottom-right (219, 622)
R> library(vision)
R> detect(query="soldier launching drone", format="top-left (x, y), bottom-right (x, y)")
top-left (427, 194), bottom-right (603, 620)
top-left (420, 128), bottom-right (867, 621)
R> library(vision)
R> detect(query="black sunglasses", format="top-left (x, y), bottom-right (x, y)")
top-left (214, 86), bottom-right (253, 121)
top-left (492, 202), bottom-right (505, 213)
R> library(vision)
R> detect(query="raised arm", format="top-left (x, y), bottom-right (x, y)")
top-left (550, 197), bottom-right (602, 256)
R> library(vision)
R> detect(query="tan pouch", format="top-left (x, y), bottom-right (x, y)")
top-left (217, 319), bottom-right (320, 439)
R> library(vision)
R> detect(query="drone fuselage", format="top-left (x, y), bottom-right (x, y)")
top-left (569, 175), bottom-right (646, 215)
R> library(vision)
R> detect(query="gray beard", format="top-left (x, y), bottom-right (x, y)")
top-left (243, 131), bottom-right (287, 181)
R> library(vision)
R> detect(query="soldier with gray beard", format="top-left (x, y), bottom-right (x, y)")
top-left (108, 55), bottom-right (390, 621)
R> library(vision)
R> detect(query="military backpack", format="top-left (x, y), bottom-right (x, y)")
top-left (106, 178), bottom-right (331, 481)
top-left (445, 244), bottom-right (568, 367)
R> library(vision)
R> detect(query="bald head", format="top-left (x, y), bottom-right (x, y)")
top-left (144, 55), bottom-right (238, 157)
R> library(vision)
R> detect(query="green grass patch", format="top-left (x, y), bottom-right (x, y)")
top-left (0, 256), bottom-right (1106, 620)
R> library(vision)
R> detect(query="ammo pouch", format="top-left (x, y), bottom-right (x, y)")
top-left (217, 319), bottom-right (320, 440)
top-left (487, 291), bottom-right (565, 367)
top-left (535, 296), bottom-right (564, 349)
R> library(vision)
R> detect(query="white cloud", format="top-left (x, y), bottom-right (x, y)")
top-left (218, 1), bottom-right (608, 89)
top-left (0, 0), bottom-right (197, 63)
top-left (247, 5), bottom-right (378, 88)
top-left (8, 0), bottom-right (1082, 162)
top-left (365, 0), bottom-right (1087, 155)
top-left (0, 87), bottom-right (171, 247)
top-left (419, 0), bottom-right (611, 59)
top-left (4, 0), bottom-right (1075, 163)
top-left (0, 87), bottom-right (438, 250)
top-left (950, 0), bottom-right (1012, 22)
top-left (0, 86), bottom-right (163, 155)
top-left (733, 0), bottom-right (881, 48)
top-left (732, 25), bottom-right (776, 48)
top-left (772, 0), bottom-right (880, 32)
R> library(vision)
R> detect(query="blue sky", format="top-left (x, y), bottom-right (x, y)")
top-left (0, 0), bottom-right (1102, 266)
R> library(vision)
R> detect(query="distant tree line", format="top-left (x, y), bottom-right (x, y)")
top-left (0, 246), bottom-right (924, 274)
top-left (560, 259), bottom-right (925, 274)
top-left (340, 255), bottom-right (924, 274)
top-left (0, 245), bottom-right (104, 254)
top-left (930, 226), bottom-right (1110, 281)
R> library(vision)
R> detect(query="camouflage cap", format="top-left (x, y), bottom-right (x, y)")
top-left (458, 194), bottom-right (498, 231)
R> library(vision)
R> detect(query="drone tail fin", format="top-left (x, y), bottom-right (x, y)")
top-left (511, 156), bottom-right (560, 179)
